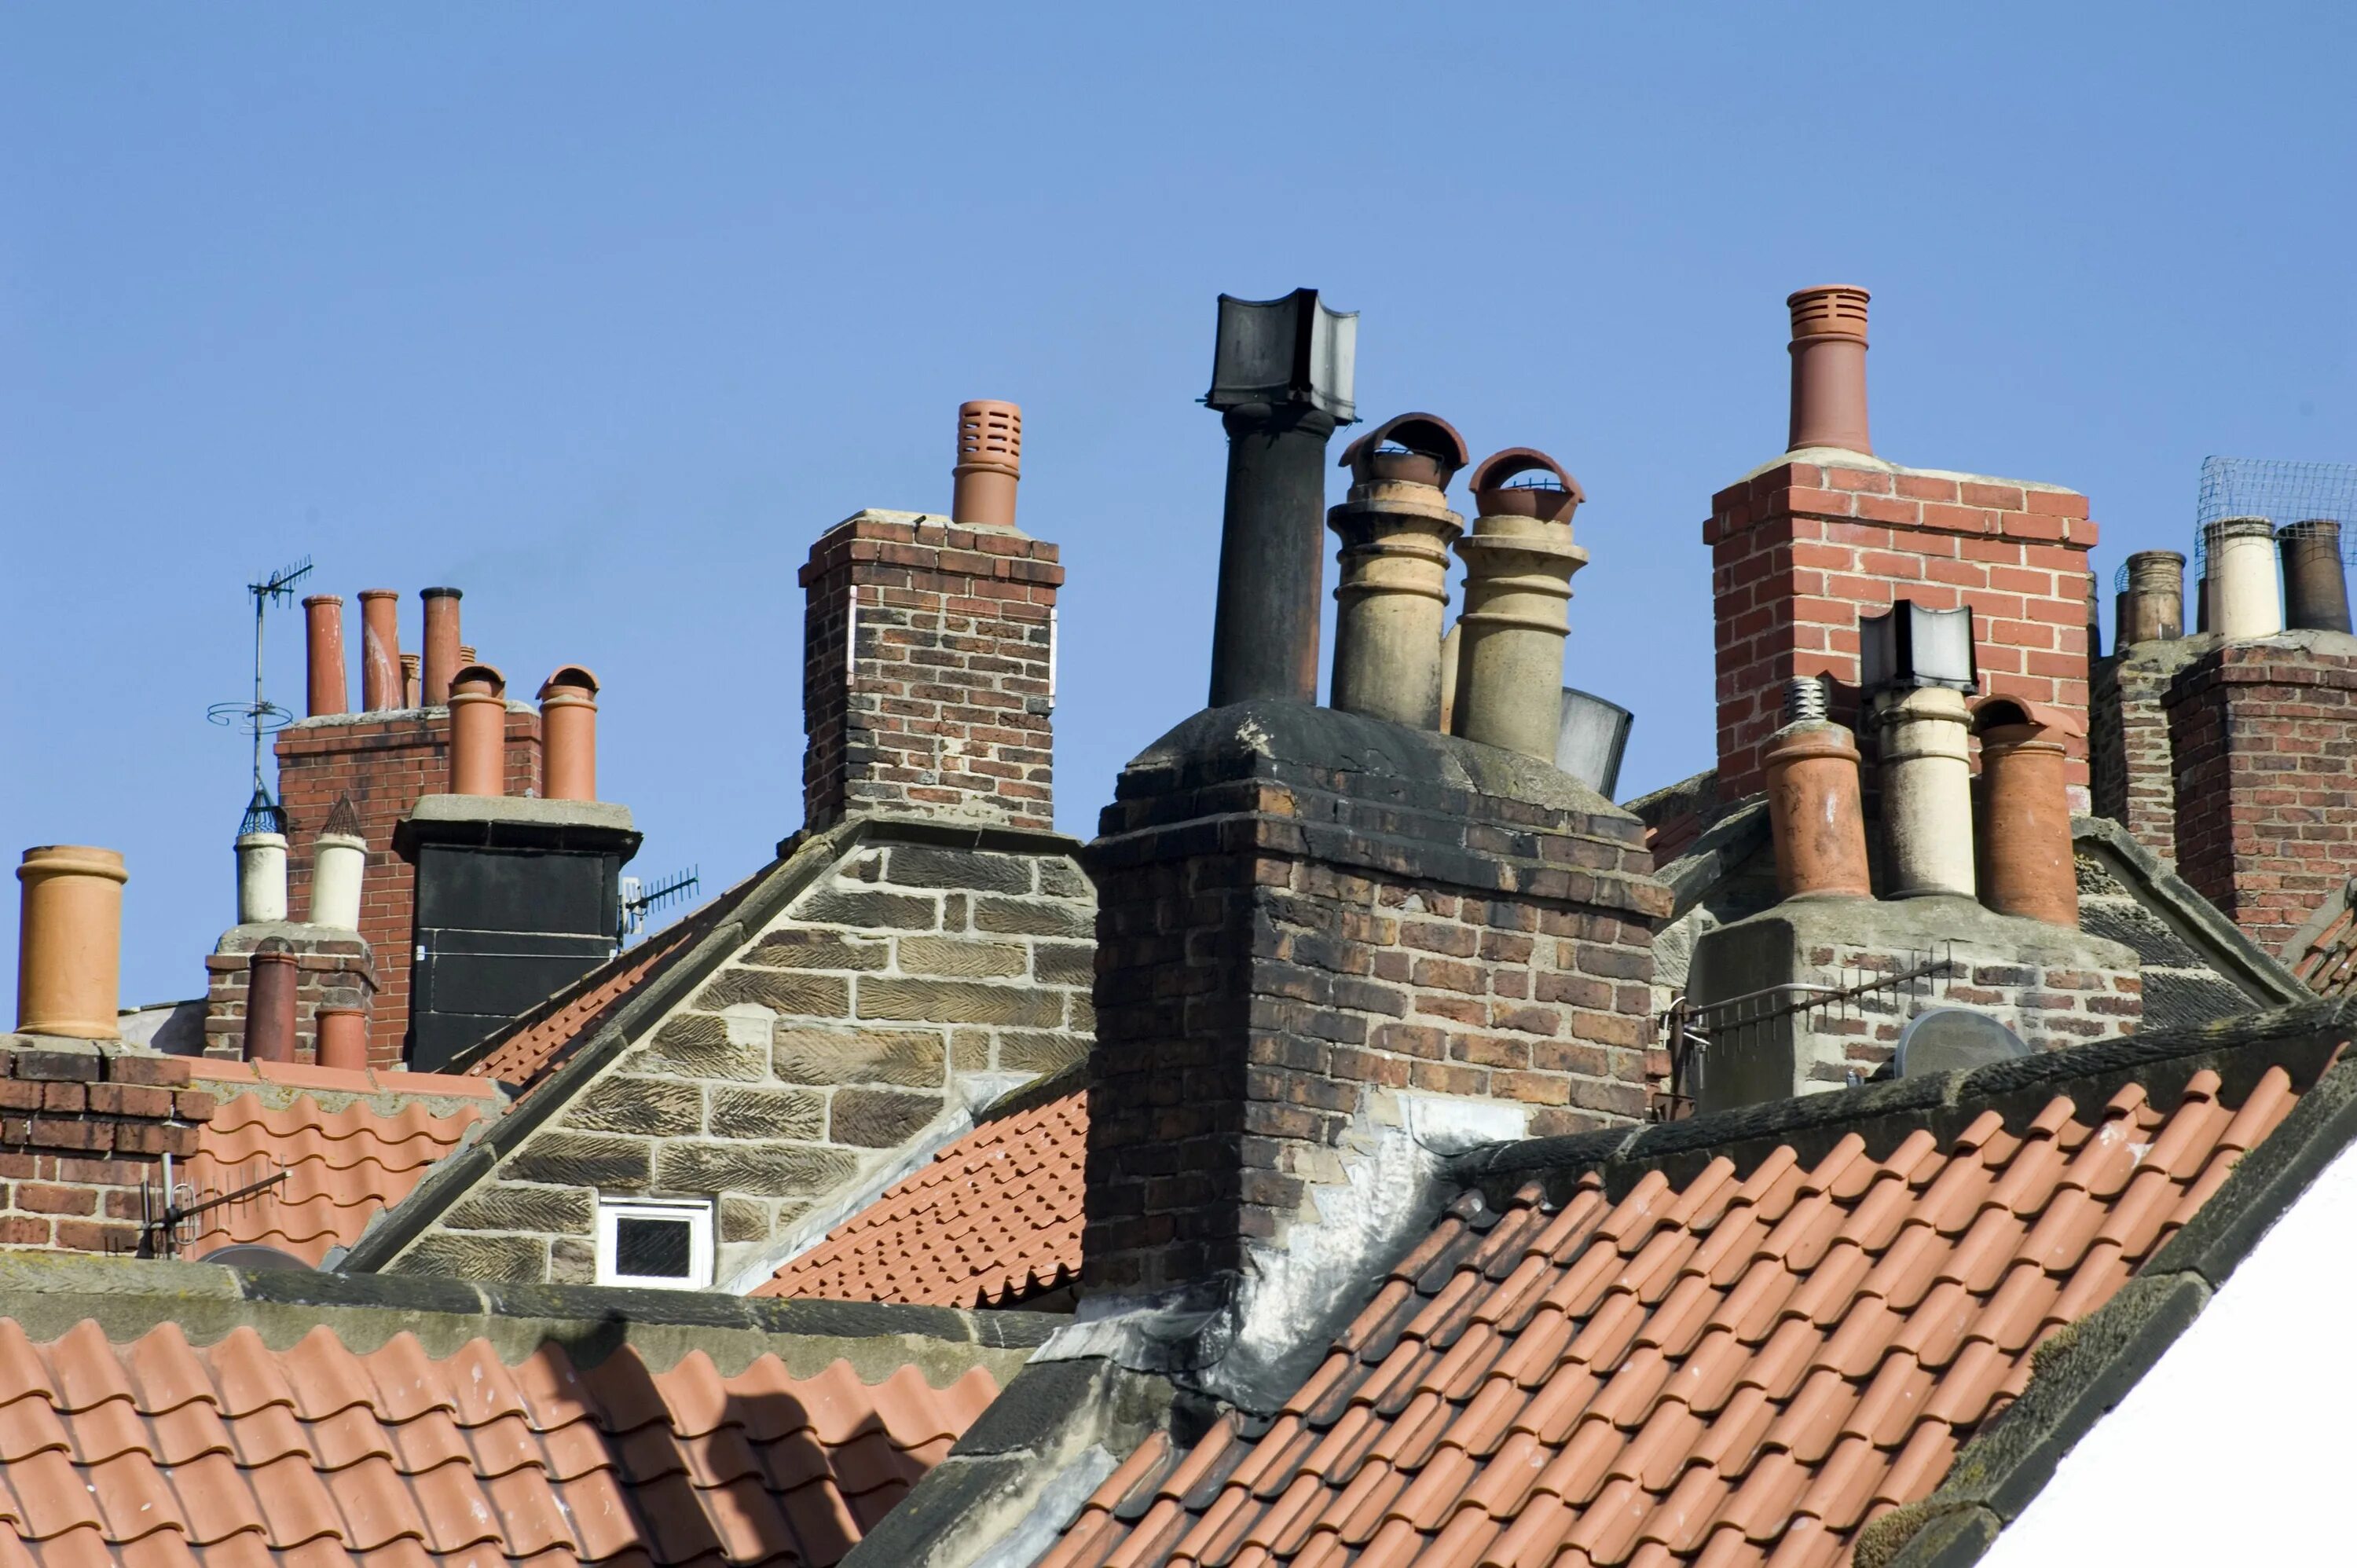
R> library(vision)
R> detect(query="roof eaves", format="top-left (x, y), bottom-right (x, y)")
top-left (1862, 1014), bottom-right (2357, 1568)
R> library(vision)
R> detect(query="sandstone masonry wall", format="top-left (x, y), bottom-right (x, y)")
top-left (392, 833), bottom-right (1095, 1284)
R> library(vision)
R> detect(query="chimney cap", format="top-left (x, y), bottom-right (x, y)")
top-left (1970, 693), bottom-right (2084, 739)
top-left (1469, 448), bottom-right (1583, 522)
top-left (1787, 284), bottom-right (1871, 342)
top-left (538, 665), bottom-right (599, 701)
top-left (322, 794), bottom-right (364, 837)
top-left (1206, 288), bottom-right (1358, 423)
top-left (954, 401), bottom-right (1022, 473)
top-left (302, 592), bottom-right (343, 607)
top-left (421, 585), bottom-right (463, 601)
top-left (238, 786), bottom-right (289, 838)
top-left (1339, 412), bottom-right (1468, 488)
top-left (450, 663), bottom-right (505, 697)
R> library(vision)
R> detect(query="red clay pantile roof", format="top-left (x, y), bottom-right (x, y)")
top-left (757, 1083), bottom-right (1084, 1309)
top-left (1043, 1063), bottom-right (2303, 1568)
top-left (181, 1061), bottom-right (499, 1266)
top-left (0, 1318), bottom-right (1001, 1566)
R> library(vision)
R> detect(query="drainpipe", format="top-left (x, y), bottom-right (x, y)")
top-left (1872, 687), bottom-right (1976, 898)
top-left (538, 665), bottom-right (600, 802)
top-left (1787, 285), bottom-right (1872, 455)
top-left (1328, 413), bottom-right (1467, 728)
top-left (448, 664), bottom-right (508, 797)
top-left (1973, 696), bottom-right (2081, 927)
top-left (2206, 517), bottom-right (2282, 642)
top-left (2279, 521), bottom-right (2352, 634)
top-left (15, 845), bottom-right (127, 1039)
top-left (951, 400), bottom-right (1022, 529)
top-left (359, 589), bottom-right (402, 711)
top-left (1451, 449), bottom-right (1589, 761)
top-left (1763, 679), bottom-right (1871, 899)
top-left (243, 939), bottom-right (298, 1064)
top-left (302, 595), bottom-right (347, 716)
top-left (420, 587), bottom-right (464, 705)
top-left (2115, 551), bottom-right (2185, 646)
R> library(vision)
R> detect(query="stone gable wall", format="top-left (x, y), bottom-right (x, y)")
top-left (391, 836), bottom-right (1095, 1284)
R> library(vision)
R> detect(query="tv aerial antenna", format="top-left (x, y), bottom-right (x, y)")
top-left (207, 556), bottom-right (313, 828)
top-left (618, 865), bottom-right (701, 943)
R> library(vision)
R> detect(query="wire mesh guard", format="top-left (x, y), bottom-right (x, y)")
top-left (1654, 944), bottom-right (1959, 1119)
top-left (2187, 456), bottom-right (2357, 577)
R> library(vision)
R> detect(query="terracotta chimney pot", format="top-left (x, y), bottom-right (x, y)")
top-left (538, 665), bottom-right (601, 802)
top-left (358, 589), bottom-right (403, 711)
top-left (15, 845), bottom-right (128, 1039)
top-left (401, 653), bottom-right (423, 709)
top-left (1763, 679), bottom-right (1871, 899)
top-left (1786, 284), bottom-right (1873, 455)
top-left (951, 400), bottom-right (1022, 529)
top-left (315, 1006), bottom-right (368, 1071)
top-left (1972, 696), bottom-right (2081, 927)
top-left (447, 664), bottom-right (508, 797)
top-left (1328, 413), bottom-right (1468, 728)
top-left (1451, 449), bottom-right (1589, 761)
top-left (420, 587), bottom-right (464, 705)
top-left (243, 939), bottom-right (299, 1064)
top-left (2116, 551), bottom-right (2186, 646)
top-left (302, 595), bottom-right (347, 716)
top-left (2278, 521), bottom-right (2352, 634)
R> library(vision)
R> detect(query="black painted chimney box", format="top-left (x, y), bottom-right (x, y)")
top-left (394, 795), bottom-right (641, 1072)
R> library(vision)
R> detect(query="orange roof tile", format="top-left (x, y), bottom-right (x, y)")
top-left (0, 1317), bottom-right (1000, 1566)
top-left (1043, 1063), bottom-right (2305, 1568)
top-left (181, 1061), bottom-right (499, 1266)
top-left (758, 1084), bottom-right (1085, 1309)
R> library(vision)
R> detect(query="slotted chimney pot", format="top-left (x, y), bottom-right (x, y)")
top-left (951, 401), bottom-right (1023, 529)
top-left (1787, 284), bottom-right (1872, 455)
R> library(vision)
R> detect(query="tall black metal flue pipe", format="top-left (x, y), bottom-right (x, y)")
top-left (1204, 289), bottom-right (1358, 708)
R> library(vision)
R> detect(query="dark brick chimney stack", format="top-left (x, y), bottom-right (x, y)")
top-left (799, 402), bottom-right (1061, 832)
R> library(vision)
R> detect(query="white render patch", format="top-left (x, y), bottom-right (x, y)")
top-left (1980, 1140), bottom-right (2357, 1566)
top-left (1395, 1091), bottom-right (1530, 1156)
top-left (1736, 445), bottom-right (2080, 493)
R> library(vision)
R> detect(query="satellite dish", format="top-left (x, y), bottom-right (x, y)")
top-left (197, 1243), bottom-right (313, 1272)
top-left (1895, 1008), bottom-right (2030, 1078)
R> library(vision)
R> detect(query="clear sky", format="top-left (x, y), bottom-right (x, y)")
top-left (3, 5), bottom-right (2352, 1011)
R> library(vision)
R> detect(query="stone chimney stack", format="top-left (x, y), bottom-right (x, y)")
top-left (799, 401), bottom-right (1061, 832)
top-left (1706, 285), bottom-right (2099, 806)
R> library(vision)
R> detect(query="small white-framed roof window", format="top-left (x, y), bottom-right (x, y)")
top-left (596, 1197), bottom-right (714, 1290)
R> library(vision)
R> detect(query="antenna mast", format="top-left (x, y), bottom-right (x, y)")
top-left (208, 556), bottom-right (314, 807)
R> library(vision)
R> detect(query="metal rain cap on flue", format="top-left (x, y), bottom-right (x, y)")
top-left (1206, 289), bottom-right (1359, 423)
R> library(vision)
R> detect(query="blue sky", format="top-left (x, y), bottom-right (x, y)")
top-left (3, 5), bottom-right (2352, 1010)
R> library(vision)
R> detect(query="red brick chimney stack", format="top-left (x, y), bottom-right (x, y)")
top-left (359, 590), bottom-right (402, 712)
top-left (1787, 285), bottom-right (1873, 455)
top-left (1706, 287), bottom-right (2099, 805)
top-left (302, 595), bottom-right (347, 717)
top-left (420, 588), bottom-right (464, 707)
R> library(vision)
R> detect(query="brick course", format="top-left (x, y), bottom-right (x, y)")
top-left (0, 1037), bottom-right (207, 1255)
top-left (1706, 460), bottom-right (2098, 802)
top-left (2165, 636), bottom-right (2357, 954)
top-left (200, 927), bottom-right (378, 1061)
top-left (1080, 702), bottom-right (1672, 1295)
top-left (801, 511), bottom-right (1060, 831)
top-left (275, 707), bottom-right (541, 1064)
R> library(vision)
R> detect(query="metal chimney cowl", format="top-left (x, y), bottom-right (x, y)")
top-left (1206, 289), bottom-right (1358, 423)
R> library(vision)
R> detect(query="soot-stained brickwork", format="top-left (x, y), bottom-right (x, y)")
top-left (0, 1038), bottom-right (208, 1255)
top-left (801, 510), bottom-right (1060, 832)
top-left (2091, 635), bottom-right (2205, 866)
top-left (390, 827), bottom-right (1096, 1286)
top-left (275, 706), bottom-right (541, 1065)
top-left (200, 925), bottom-right (377, 1062)
top-left (2166, 632), bottom-right (2357, 954)
top-left (1705, 457), bottom-right (2097, 803)
top-left (1080, 701), bottom-right (1673, 1295)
